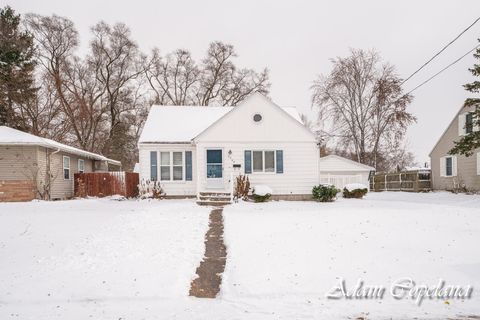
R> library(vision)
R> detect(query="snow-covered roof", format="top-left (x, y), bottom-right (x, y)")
top-left (0, 126), bottom-right (121, 165)
top-left (319, 154), bottom-right (375, 172)
top-left (139, 105), bottom-right (303, 143)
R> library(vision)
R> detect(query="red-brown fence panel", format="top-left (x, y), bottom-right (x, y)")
top-left (74, 172), bottom-right (139, 198)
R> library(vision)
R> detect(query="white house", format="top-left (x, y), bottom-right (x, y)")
top-left (318, 155), bottom-right (375, 190)
top-left (138, 94), bottom-right (320, 201)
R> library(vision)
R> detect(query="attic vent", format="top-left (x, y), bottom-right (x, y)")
top-left (253, 114), bottom-right (262, 122)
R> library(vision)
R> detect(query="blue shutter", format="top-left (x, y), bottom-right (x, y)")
top-left (150, 151), bottom-right (158, 181)
top-left (276, 150), bottom-right (283, 173)
top-left (244, 150), bottom-right (252, 174)
top-left (185, 151), bottom-right (193, 181)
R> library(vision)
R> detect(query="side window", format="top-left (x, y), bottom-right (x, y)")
top-left (63, 156), bottom-right (71, 180)
top-left (150, 151), bottom-right (158, 181)
top-left (466, 113), bottom-right (474, 134)
top-left (78, 159), bottom-right (85, 173)
top-left (445, 157), bottom-right (453, 177)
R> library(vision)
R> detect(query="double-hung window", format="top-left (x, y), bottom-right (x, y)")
top-left (160, 151), bottom-right (184, 181)
top-left (252, 150), bottom-right (276, 173)
top-left (63, 156), bottom-right (71, 180)
top-left (78, 159), bottom-right (85, 173)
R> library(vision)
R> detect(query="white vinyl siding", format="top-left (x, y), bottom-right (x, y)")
top-left (63, 156), bottom-right (71, 180)
top-left (138, 144), bottom-right (196, 196)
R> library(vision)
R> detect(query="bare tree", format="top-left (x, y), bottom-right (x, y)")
top-left (312, 49), bottom-right (415, 169)
top-left (145, 41), bottom-right (270, 107)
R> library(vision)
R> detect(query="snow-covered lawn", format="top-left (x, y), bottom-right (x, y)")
top-left (0, 192), bottom-right (479, 319)
top-left (223, 192), bottom-right (480, 319)
top-left (0, 198), bottom-right (210, 319)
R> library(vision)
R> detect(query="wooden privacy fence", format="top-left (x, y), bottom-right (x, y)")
top-left (74, 172), bottom-right (139, 198)
top-left (370, 170), bottom-right (431, 192)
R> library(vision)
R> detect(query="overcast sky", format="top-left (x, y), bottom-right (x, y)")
top-left (8, 0), bottom-right (480, 164)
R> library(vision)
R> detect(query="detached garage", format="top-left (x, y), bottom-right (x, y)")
top-left (318, 155), bottom-right (375, 190)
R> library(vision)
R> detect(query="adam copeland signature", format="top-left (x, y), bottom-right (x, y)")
top-left (326, 278), bottom-right (473, 305)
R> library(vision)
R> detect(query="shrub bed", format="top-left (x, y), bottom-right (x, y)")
top-left (312, 184), bottom-right (339, 202)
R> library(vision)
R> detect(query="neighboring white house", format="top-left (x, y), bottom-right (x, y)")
top-left (138, 93), bottom-right (320, 200)
top-left (318, 154), bottom-right (375, 189)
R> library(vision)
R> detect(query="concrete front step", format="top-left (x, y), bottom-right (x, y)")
top-left (196, 201), bottom-right (231, 207)
top-left (197, 192), bottom-right (232, 206)
top-left (198, 196), bottom-right (231, 201)
top-left (199, 192), bottom-right (231, 197)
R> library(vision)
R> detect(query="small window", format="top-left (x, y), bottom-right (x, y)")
top-left (63, 156), bottom-right (70, 180)
top-left (160, 152), bottom-right (170, 181)
top-left (466, 113), bottom-right (474, 134)
top-left (253, 114), bottom-right (262, 122)
top-left (78, 159), bottom-right (85, 173)
top-left (445, 157), bottom-right (453, 177)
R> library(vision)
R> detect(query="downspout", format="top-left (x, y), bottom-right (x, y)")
top-left (47, 148), bottom-right (61, 200)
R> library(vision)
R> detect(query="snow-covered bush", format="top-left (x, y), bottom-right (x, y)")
top-left (312, 184), bottom-right (339, 202)
top-left (138, 179), bottom-right (166, 199)
top-left (234, 175), bottom-right (250, 200)
top-left (252, 185), bottom-right (272, 202)
top-left (343, 183), bottom-right (368, 199)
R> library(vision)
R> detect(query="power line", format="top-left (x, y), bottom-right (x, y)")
top-left (401, 16), bottom-right (480, 85)
top-left (405, 44), bottom-right (479, 96)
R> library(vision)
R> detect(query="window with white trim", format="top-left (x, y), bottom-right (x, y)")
top-left (251, 150), bottom-right (275, 173)
top-left (63, 156), bottom-right (71, 180)
top-left (160, 151), bottom-right (184, 181)
top-left (445, 157), bottom-right (453, 176)
top-left (78, 159), bottom-right (85, 173)
top-left (441, 155), bottom-right (456, 177)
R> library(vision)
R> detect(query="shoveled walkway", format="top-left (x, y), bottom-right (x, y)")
top-left (189, 207), bottom-right (227, 298)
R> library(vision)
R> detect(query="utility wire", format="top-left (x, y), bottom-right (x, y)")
top-left (401, 16), bottom-right (480, 85)
top-left (405, 44), bottom-right (480, 96)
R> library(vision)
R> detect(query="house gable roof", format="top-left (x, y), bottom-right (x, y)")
top-left (0, 126), bottom-right (121, 165)
top-left (428, 104), bottom-right (469, 157)
top-left (319, 154), bottom-right (375, 171)
top-left (193, 93), bottom-right (317, 143)
top-left (138, 93), bottom-right (311, 143)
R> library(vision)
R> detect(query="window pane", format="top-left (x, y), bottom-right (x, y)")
top-left (265, 151), bottom-right (275, 172)
top-left (253, 151), bottom-right (263, 172)
top-left (64, 169), bottom-right (69, 179)
top-left (173, 152), bottom-right (183, 166)
top-left (173, 166), bottom-right (183, 180)
top-left (150, 151), bottom-right (157, 181)
top-left (160, 152), bottom-right (170, 165)
top-left (446, 157), bottom-right (452, 176)
top-left (160, 166), bottom-right (170, 180)
top-left (207, 150), bottom-right (222, 164)
top-left (466, 113), bottom-right (473, 133)
top-left (207, 164), bottom-right (222, 178)
top-left (63, 157), bottom-right (70, 168)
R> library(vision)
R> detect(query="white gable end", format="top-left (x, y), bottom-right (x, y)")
top-left (319, 155), bottom-right (375, 172)
top-left (194, 94), bottom-right (316, 143)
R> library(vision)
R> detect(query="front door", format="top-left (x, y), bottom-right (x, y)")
top-left (206, 149), bottom-right (223, 189)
